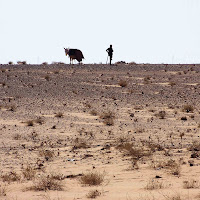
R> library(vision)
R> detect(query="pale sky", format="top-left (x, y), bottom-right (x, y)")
top-left (0, 0), bottom-right (200, 64)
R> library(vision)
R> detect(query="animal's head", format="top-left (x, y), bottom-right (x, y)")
top-left (64, 48), bottom-right (69, 56)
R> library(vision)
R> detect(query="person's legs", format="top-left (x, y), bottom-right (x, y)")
top-left (110, 56), bottom-right (112, 65)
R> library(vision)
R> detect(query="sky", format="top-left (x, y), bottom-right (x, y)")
top-left (0, 0), bottom-right (200, 64)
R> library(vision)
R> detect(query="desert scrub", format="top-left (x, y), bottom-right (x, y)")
top-left (79, 171), bottom-right (105, 186)
top-left (72, 137), bottom-right (88, 150)
top-left (155, 110), bottom-right (166, 119)
top-left (55, 112), bottom-right (64, 118)
top-left (100, 111), bottom-right (115, 126)
top-left (0, 184), bottom-right (7, 196)
top-left (87, 189), bottom-right (101, 198)
top-left (31, 174), bottom-right (63, 191)
top-left (183, 179), bottom-right (199, 189)
top-left (39, 149), bottom-right (54, 161)
top-left (22, 165), bottom-right (36, 180)
top-left (182, 104), bottom-right (194, 113)
top-left (1, 171), bottom-right (21, 183)
top-left (118, 80), bottom-right (128, 87)
top-left (145, 178), bottom-right (164, 190)
top-left (26, 120), bottom-right (34, 126)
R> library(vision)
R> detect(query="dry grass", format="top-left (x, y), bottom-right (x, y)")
top-left (182, 104), bottom-right (194, 113)
top-left (100, 111), bottom-right (115, 126)
top-left (39, 149), bottom-right (55, 161)
top-left (79, 171), bottom-right (105, 186)
top-left (118, 80), bottom-right (128, 87)
top-left (155, 111), bottom-right (166, 119)
top-left (31, 174), bottom-right (63, 191)
top-left (145, 179), bottom-right (164, 190)
top-left (87, 189), bottom-right (101, 198)
top-left (22, 165), bottom-right (37, 180)
top-left (0, 184), bottom-right (7, 196)
top-left (55, 112), bottom-right (64, 118)
top-left (1, 171), bottom-right (21, 183)
top-left (72, 137), bottom-right (88, 150)
top-left (183, 179), bottom-right (200, 189)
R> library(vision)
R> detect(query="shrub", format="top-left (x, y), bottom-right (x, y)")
top-left (31, 174), bottom-right (63, 191)
top-left (79, 171), bottom-right (105, 186)
top-left (183, 179), bottom-right (199, 189)
top-left (118, 80), bottom-right (128, 87)
top-left (1, 171), bottom-right (21, 183)
top-left (182, 105), bottom-right (194, 113)
top-left (155, 111), bottom-right (166, 119)
top-left (72, 137), bottom-right (88, 150)
top-left (100, 111), bottom-right (115, 126)
top-left (87, 189), bottom-right (101, 198)
top-left (0, 184), bottom-right (7, 196)
top-left (39, 149), bottom-right (54, 161)
top-left (55, 112), bottom-right (64, 118)
top-left (26, 120), bottom-right (34, 126)
top-left (22, 165), bottom-right (36, 180)
top-left (145, 179), bottom-right (164, 190)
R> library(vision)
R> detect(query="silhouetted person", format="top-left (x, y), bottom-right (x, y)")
top-left (106, 45), bottom-right (113, 65)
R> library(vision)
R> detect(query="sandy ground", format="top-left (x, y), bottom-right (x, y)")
top-left (0, 63), bottom-right (200, 200)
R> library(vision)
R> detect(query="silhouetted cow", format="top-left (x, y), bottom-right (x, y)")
top-left (64, 48), bottom-right (84, 64)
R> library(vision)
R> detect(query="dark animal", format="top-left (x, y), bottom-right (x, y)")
top-left (64, 48), bottom-right (84, 64)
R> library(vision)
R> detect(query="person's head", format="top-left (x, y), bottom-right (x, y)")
top-left (110, 45), bottom-right (112, 48)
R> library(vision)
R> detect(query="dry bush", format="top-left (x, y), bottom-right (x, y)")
top-left (169, 82), bottom-right (176, 86)
top-left (165, 160), bottom-right (181, 176)
top-left (100, 111), bottom-right (115, 126)
top-left (26, 120), bottom-right (34, 126)
top-left (8, 61), bottom-right (13, 65)
top-left (1, 171), bottom-right (21, 183)
top-left (42, 62), bottom-right (48, 65)
top-left (39, 149), bottom-right (55, 161)
top-left (13, 133), bottom-right (22, 140)
top-left (22, 165), bottom-right (36, 180)
top-left (155, 111), bottom-right (166, 119)
top-left (35, 117), bottom-right (45, 125)
top-left (45, 75), bottom-right (50, 81)
top-left (31, 174), bottom-right (63, 191)
top-left (0, 184), bottom-right (7, 196)
top-left (79, 171), bottom-right (105, 186)
top-left (144, 76), bottom-right (151, 84)
top-left (55, 112), bottom-right (64, 118)
top-left (87, 189), bottom-right (101, 198)
top-left (72, 137), bottom-right (88, 150)
top-left (183, 179), bottom-right (200, 189)
top-left (90, 110), bottom-right (98, 116)
top-left (145, 179), bottom-right (164, 190)
top-left (182, 104), bottom-right (194, 113)
top-left (118, 80), bottom-right (128, 87)
top-left (188, 141), bottom-right (200, 151)
top-left (117, 142), bottom-right (151, 160)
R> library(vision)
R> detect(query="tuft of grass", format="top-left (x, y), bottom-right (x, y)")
top-left (79, 171), bottom-right (105, 186)
top-left (22, 165), bottom-right (37, 180)
top-left (155, 111), bottom-right (166, 119)
top-left (44, 75), bottom-right (50, 81)
top-left (26, 120), bottom-right (34, 126)
top-left (182, 104), bottom-right (194, 113)
top-left (39, 149), bottom-right (54, 161)
top-left (35, 117), bottom-right (45, 125)
top-left (145, 179), bottom-right (164, 190)
top-left (100, 111), bottom-right (115, 126)
top-left (118, 80), bottom-right (128, 87)
top-left (55, 112), bottom-right (64, 118)
top-left (0, 184), bottom-right (7, 196)
top-left (1, 171), bottom-right (21, 183)
top-left (183, 179), bottom-right (199, 189)
top-left (72, 137), bottom-right (88, 150)
top-left (90, 110), bottom-right (98, 116)
top-left (87, 189), bottom-right (101, 199)
top-left (31, 174), bottom-right (63, 191)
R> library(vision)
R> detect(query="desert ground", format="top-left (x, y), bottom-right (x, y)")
top-left (0, 63), bottom-right (200, 200)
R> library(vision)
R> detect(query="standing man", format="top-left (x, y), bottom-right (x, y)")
top-left (106, 45), bottom-right (113, 65)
